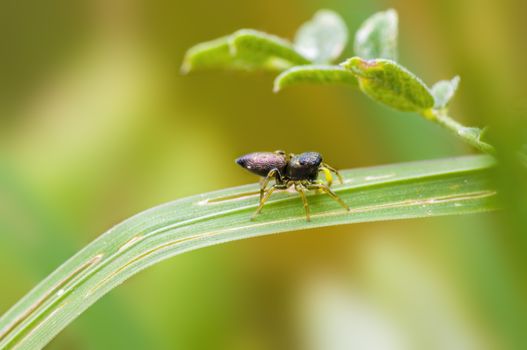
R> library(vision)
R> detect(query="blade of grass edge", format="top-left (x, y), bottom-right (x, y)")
top-left (0, 155), bottom-right (498, 349)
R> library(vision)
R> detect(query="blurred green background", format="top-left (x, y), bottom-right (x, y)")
top-left (1, 0), bottom-right (526, 349)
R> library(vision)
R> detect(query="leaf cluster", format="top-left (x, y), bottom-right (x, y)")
top-left (183, 9), bottom-right (454, 112)
top-left (183, 9), bottom-right (493, 153)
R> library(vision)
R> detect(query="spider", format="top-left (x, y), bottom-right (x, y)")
top-left (235, 150), bottom-right (350, 221)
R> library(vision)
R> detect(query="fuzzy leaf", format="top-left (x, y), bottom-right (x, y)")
top-left (182, 30), bottom-right (310, 73)
top-left (431, 76), bottom-right (460, 109)
top-left (354, 9), bottom-right (398, 60)
top-left (273, 65), bottom-right (357, 92)
top-left (0, 155), bottom-right (498, 349)
top-left (294, 10), bottom-right (348, 63)
top-left (181, 36), bottom-right (235, 73)
top-left (342, 57), bottom-right (434, 112)
top-left (230, 29), bottom-right (311, 69)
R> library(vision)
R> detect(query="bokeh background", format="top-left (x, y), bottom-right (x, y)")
top-left (1, 0), bottom-right (526, 349)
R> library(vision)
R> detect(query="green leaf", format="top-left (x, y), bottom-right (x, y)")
top-left (181, 36), bottom-right (235, 73)
top-left (342, 57), bottom-right (434, 112)
top-left (273, 65), bottom-right (357, 92)
top-left (0, 155), bottom-right (498, 349)
top-left (354, 9), bottom-right (398, 60)
top-left (293, 9), bottom-right (348, 64)
top-left (181, 30), bottom-right (310, 73)
top-left (230, 29), bottom-right (311, 69)
top-left (431, 76), bottom-right (460, 109)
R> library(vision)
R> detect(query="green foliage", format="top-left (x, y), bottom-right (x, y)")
top-left (181, 36), bottom-right (234, 73)
top-left (354, 8), bottom-right (398, 60)
top-left (274, 65), bottom-right (357, 92)
top-left (431, 76), bottom-right (460, 109)
top-left (0, 155), bottom-right (498, 349)
top-left (230, 30), bottom-right (310, 69)
top-left (342, 57), bottom-right (434, 112)
top-left (182, 9), bottom-right (349, 75)
top-left (181, 8), bottom-right (493, 154)
top-left (293, 10), bottom-right (348, 64)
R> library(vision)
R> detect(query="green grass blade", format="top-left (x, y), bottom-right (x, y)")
top-left (0, 155), bottom-right (498, 349)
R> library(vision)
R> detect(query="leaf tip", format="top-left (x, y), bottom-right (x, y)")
top-left (294, 8), bottom-right (348, 64)
top-left (354, 8), bottom-right (399, 61)
top-left (431, 75), bottom-right (461, 109)
top-left (180, 46), bottom-right (199, 74)
top-left (385, 8), bottom-right (399, 20)
top-left (272, 80), bottom-right (282, 93)
top-left (451, 75), bottom-right (461, 88)
top-left (180, 58), bottom-right (192, 75)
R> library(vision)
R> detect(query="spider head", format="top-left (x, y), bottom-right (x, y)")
top-left (286, 152), bottom-right (322, 181)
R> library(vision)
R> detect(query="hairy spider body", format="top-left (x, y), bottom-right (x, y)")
top-left (236, 151), bottom-right (350, 221)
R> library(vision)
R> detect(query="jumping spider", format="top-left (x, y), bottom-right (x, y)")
top-left (236, 150), bottom-right (350, 221)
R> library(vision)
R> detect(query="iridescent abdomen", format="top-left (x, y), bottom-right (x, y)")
top-left (235, 152), bottom-right (287, 177)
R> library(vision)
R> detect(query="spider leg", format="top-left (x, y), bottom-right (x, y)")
top-left (252, 184), bottom-right (287, 220)
top-left (259, 168), bottom-right (282, 204)
top-left (307, 183), bottom-right (350, 211)
top-left (321, 162), bottom-right (344, 184)
top-left (318, 166), bottom-right (334, 187)
top-left (294, 183), bottom-right (310, 222)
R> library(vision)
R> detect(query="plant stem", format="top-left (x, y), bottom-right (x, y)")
top-left (423, 109), bottom-right (496, 155)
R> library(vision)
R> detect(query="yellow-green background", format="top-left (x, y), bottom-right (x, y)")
top-left (1, 0), bottom-right (526, 349)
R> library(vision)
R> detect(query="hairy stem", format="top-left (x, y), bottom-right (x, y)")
top-left (423, 109), bottom-right (496, 155)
